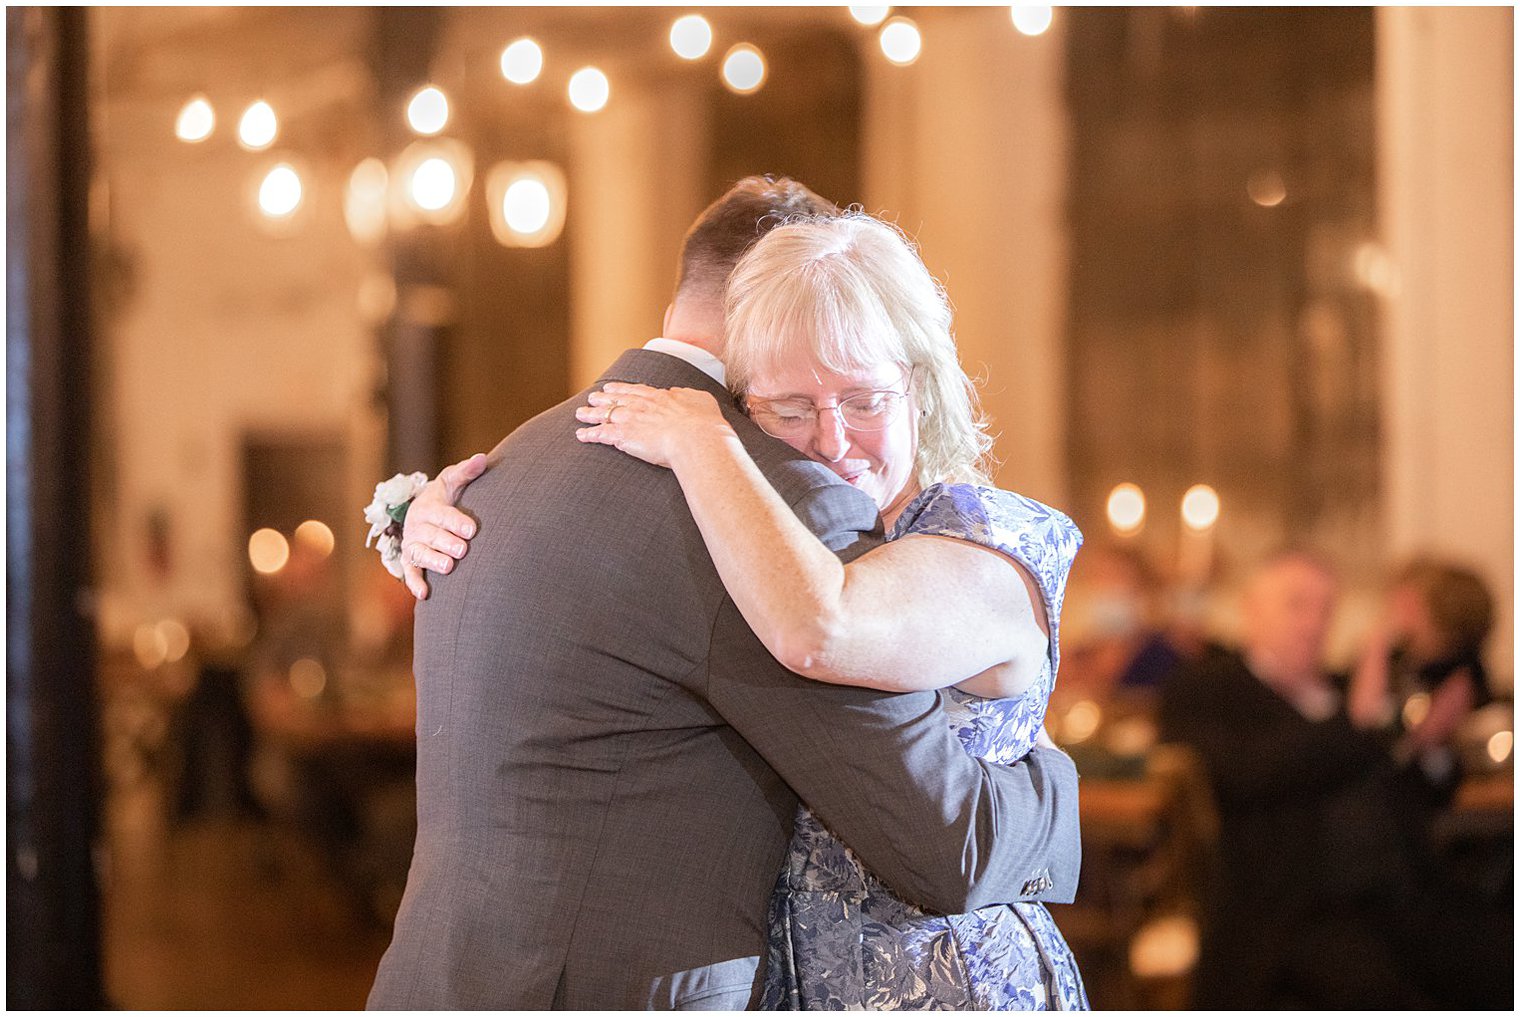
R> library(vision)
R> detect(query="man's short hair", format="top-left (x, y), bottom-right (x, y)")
top-left (673, 175), bottom-right (840, 305)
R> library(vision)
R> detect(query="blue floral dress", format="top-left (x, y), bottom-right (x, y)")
top-left (762, 483), bottom-right (1088, 1010)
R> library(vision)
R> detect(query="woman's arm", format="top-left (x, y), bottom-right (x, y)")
top-left (576, 383), bottom-right (1050, 696)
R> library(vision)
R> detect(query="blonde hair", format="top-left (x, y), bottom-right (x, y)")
top-left (722, 212), bottom-right (995, 488)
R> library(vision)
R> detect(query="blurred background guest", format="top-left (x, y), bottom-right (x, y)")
top-left (1158, 550), bottom-right (1429, 1009)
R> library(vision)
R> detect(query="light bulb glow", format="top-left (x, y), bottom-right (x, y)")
top-left (407, 85), bottom-right (449, 136)
top-left (249, 528), bottom-right (291, 574)
top-left (176, 96), bottom-right (215, 142)
top-left (670, 15), bottom-right (713, 60)
top-left (501, 37), bottom-right (544, 85)
top-left (849, 6), bottom-right (891, 26)
top-left (878, 17), bottom-right (922, 66)
top-left (503, 178), bottom-right (552, 235)
top-left (1011, 6), bottom-right (1054, 36)
top-left (1486, 730), bottom-right (1513, 764)
top-left (345, 158), bottom-right (389, 245)
top-left (410, 157), bottom-right (457, 212)
top-left (238, 100), bottom-right (278, 150)
top-left (258, 164), bottom-right (303, 219)
top-left (1180, 484), bottom-right (1221, 531)
top-left (568, 67), bottom-right (610, 113)
top-left (294, 519), bottom-right (335, 558)
top-left (1107, 483), bottom-right (1146, 534)
top-left (1248, 169), bottom-right (1287, 207)
top-left (722, 44), bottom-right (767, 94)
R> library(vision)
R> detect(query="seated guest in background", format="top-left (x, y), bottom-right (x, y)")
top-left (1159, 549), bottom-right (1429, 1009)
top-left (1349, 556), bottom-right (1496, 805)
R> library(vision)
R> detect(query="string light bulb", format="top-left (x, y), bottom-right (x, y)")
top-left (501, 37), bottom-right (544, 85)
top-left (849, 6), bottom-right (891, 26)
top-left (1107, 483), bottom-right (1146, 534)
top-left (721, 44), bottom-right (767, 94)
top-left (670, 14), bottom-right (713, 60)
top-left (238, 100), bottom-right (278, 150)
top-left (878, 17), bottom-right (922, 66)
top-left (567, 67), bottom-right (610, 112)
top-left (175, 96), bottom-right (215, 142)
top-left (407, 85), bottom-right (450, 136)
top-left (1180, 484), bottom-right (1221, 531)
top-left (1010, 6), bottom-right (1055, 36)
top-left (257, 164), bottom-right (303, 219)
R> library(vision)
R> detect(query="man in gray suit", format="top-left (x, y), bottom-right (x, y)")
top-left (368, 177), bottom-right (1081, 1010)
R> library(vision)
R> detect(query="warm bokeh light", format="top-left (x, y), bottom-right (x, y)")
top-left (289, 658), bottom-right (328, 699)
top-left (344, 157), bottom-right (389, 245)
top-left (487, 161), bottom-right (567, 248)
top-left (407, 85), bottom-right (449, 135)
top-left (294, 519), bottom-right (336, 558)
top-left (357, 272), bottom-right (397, 323)
top-left (1011, 6), bottom-right (1055, 37)
top-left (1063, 700), bottom-right (1102, 743)
top-left (1402, 692), bottom-right (1431, 729)
top-left (878, 17), bottom-right (922, 66)
top-left (1180, 484), bottom-right (1221, 531)
top-left (1129, 915), bottom-right (1200, 979)
top-left (849, 6), bottom-right (891, 26)
top-left (392, 140), bottom-right (472, 227)
top-left (132, 623), bottom-right (169, 670)
top-left (1107, 483), bottom-right (1146, 534)
top-left (567, 67), bottom-right (610, 112)
top-left (237, 100), bottom-right (277, 150)
top-left (722, 44), bottom-right (767, 94)
top-left (1248, 169), bottom-right (1287, 207)
top-left (1354, 241), bottom-right (1402, 298)
top-left (504, 177), bottom-right (552, 234)
top-left (257, 164), bottom-right (303, 219)
top-left (500, 37), bottom-right (544, 85)
top-left (409, 157), bottom-right (457, 212)
top-left (248, 527), bottom-right (291, 574)
top-left (175, 96), bottom-right (215, 142)
top-left (1486, 729), bottom-right (1513, 764)
top-left (157, 618), bottom-right (191, 664)
top-left (670, 14), bottom-right (713, 60)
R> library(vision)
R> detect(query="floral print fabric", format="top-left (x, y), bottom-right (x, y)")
top-left (762, 483), bottom-right (1088, 1011)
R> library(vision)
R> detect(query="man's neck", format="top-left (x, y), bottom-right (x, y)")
top-left (1246, 648), bottom-right (1338, 721)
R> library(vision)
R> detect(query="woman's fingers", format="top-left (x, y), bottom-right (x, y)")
top-left (409, 519), bottom-right (469, 559)
top-left (402, 538), bottom-right (456, 576)
top-left (403, 562), bottom-right (430, 601)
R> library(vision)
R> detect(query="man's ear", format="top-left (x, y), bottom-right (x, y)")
top-left (662, 303), bottom-right (675, 336)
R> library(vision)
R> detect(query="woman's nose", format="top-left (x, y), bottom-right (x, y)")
top-left (812, 406), bottom-right (850, 462)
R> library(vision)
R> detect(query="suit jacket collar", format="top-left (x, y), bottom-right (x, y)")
top-left (597, 348), bottom-right (737, 408)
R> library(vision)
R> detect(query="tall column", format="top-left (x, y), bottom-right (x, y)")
top-left (6, 7), bottom-right (106, 1007)
top-left (567, 81), bottom-right (708, 391)
top-left (860, 8), bottom-right (1070, 506)
top-left (1376, 8), bottom-right (1514, 682)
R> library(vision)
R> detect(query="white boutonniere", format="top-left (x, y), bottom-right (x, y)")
top-left (364, 471), bottom-right (429, 578)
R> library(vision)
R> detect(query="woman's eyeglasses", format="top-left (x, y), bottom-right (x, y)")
top-left (746, 374), bottom-right (915, 440)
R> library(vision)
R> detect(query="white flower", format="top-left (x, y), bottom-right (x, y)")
top-left (363, 471), bottom-right (429, 549)
top-left (376, 532), bottom-right (404, 579)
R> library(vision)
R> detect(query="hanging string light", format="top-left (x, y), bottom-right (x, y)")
top-left (567, 67), bottom-right (610, 112)
top-left (175, 96), bottom-right (215, 142)
top-left (407, 85), bottom-right (450, 136)
top-left (257, 163), bottom-right (303, 219)
top-left (849, 6), bottom-right (891, 26)
top-left (670, 14), bottom-right (714, 60)
top-left (1010, 6), bottom-right (1054, 37)
top-left (501, 37), bottom-right (544, 85)
top-left (237, 100), bottom-right (278, 150)
top-left (878, 17), bottom-right (922, 66)
top-left (721, 44), bottom-right (767, 94)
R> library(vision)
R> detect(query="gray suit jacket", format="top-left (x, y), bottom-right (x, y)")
top-left (368, 350), bottom-right (1081, 1010)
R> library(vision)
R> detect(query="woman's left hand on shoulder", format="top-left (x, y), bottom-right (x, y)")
top-left (575, 382), bottom-right (734, 469)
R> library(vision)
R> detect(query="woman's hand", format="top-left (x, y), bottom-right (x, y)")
top-left (575, 382), bottom-right (735, 468)
top-left (400, 452), bottom-right (487, 600)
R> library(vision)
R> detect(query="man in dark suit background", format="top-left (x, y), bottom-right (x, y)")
top-left (1159, 549), bottom-right (1430, 1008)
top-left (368, 177), bottom-right (1082, 1009)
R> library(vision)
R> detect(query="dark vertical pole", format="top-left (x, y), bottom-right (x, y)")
top-left (6, 7), bottom-right (105, 1008)
top-left (369, 7), bottom-right (449, 474)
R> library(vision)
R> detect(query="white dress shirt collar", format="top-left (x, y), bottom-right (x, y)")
top-left (642, 338), bottom-right (726, 386)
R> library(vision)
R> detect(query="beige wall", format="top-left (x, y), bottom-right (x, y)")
top-left (567, 82), bottom-right (708, 390)
top-left (93, 82), bottom-right (380, 644)
top-left (859, 8), bottom-right (1070, 508)
top-left (1376, 7), bottom-right (1514, 683)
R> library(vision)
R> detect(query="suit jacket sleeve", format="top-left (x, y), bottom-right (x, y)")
top-left (703, 482), bottom-right (1082, 913)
